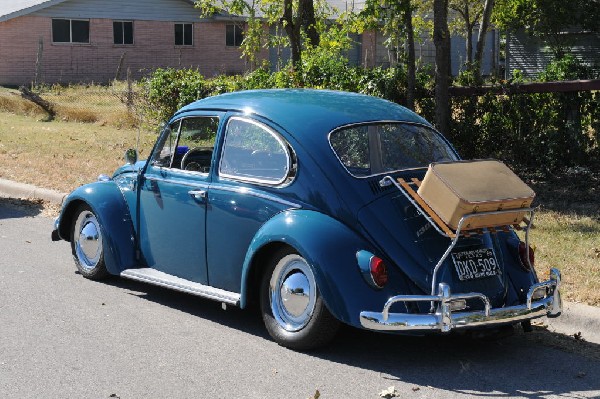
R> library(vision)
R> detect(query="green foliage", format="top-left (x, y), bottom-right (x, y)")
top-left (449, 56), bottom-right (599, 171)
top-left (142, 68), bottom-right (209, 122)
top-left (494, 0), bottom-right (600, 56)
top-left (142, 54), bottom-right (598, 173)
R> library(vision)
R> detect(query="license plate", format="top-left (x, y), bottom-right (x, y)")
top-left (451, 248), bottom-right (500, 281)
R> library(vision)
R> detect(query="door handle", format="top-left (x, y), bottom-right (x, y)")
top-left (188, 190), bottom-right (207, 202)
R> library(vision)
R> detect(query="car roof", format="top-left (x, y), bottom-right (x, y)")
top-left (175, 89), bottom-right (432, 138)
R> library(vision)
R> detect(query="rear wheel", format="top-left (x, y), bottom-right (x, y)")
top-left (70, 204), bottom-right (108, 280)
top-left (260, 248), bottom-right (340, 350)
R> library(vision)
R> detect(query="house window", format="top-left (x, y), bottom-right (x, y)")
top-left (226, 24), bottom-right (243, 47)
top-left (52, 19), bottom-right (90, 43)
top-left (113, 21), bottom-right (133, 45)
top-left (175, 23), bottom-right (193, 46)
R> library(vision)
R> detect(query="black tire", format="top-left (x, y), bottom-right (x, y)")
top-left (70, 204), bottom-right (109, 280)
top-left (260, 248), bottom-right (340, 351)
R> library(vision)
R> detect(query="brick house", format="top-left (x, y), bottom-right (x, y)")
top-left (0, 0), bottom-right (498, 86)
top-left (0, 0), bottom-right (268, 85)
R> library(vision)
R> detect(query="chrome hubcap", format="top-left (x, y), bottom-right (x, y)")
top-left (74, 211), bottom-right (102, 271)
top-left (270, 256), bottom-right (316, 332)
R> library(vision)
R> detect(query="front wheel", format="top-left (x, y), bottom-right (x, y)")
top-left (260, 249), bottom-right (340, 351)
top-left (70, 204), bottom-right (109, 280)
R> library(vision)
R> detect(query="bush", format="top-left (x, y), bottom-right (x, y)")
top-left (141, 55), bottom-right (598, 173)
top-left (142, 68), bottom-right (209, 122)
top-left (449, 57), bottom-right (599, 172)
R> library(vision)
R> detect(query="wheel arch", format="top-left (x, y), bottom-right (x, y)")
top-left (57, 182), bottom-right (137, 275)
top-left (239, 209), bottom-right (405, 327)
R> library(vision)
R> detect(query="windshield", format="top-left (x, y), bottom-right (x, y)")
top-left (329, 122), bottom-right (458, 177)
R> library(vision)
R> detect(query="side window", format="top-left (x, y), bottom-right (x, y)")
top-left (151, 117), bottom-right (219, 172)
top-left (219, 117), bottom-right (290, 184)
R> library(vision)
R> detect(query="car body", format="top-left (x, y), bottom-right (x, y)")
top-left (52, 89), bottom-right (562, 350)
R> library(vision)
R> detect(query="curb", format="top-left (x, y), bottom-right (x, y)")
top-left (0, 178), bottom-right (599, 344)
top-left (545, 301), bottom-right (600, 345)
top-left (0, 178), bottom-right (67, 204)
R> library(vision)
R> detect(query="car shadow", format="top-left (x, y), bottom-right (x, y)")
top-left (0, 197), bottom-right (44, 219)
top-left (101, 276), bottom-right (600, 398)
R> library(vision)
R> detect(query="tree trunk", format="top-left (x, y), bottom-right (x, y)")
top-left (474, 0), bottom-right (495, 82)
top-left (282, 0), bottom-right (302, 67)
top-left (433, 0), bottom-right (451, 135)
top-left (403, 0), bottom-right (415, 110)
top-left (301, 0), bottom-right (319, 47)
top-left (464, 5), bottom-right (473, 66)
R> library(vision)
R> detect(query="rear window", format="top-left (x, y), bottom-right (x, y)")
top-left (329, 123), bottom-right (457, 177)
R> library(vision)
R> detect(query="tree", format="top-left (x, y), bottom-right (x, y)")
top-left (494, 0), bottom-right (600, 57)
top-left (196, 0), bottom-right (325, 70)
top-left (433, 0), bottom-right (451, 135)
top-left (353, 0), bottom-right (419, 109)
top-left (448, 0), bottom-right (495, 81)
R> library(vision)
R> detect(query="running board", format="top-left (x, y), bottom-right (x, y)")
top-left (120, 268), bottom-right (240, 306)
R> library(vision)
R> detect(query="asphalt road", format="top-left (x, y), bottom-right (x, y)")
top-left (1, 199), bottom-right (600, 399)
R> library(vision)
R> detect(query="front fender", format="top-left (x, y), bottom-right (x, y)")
top-left (240, 210), bottom-right (413, 328)
top-left (56, 181), bottom-right (137, 275)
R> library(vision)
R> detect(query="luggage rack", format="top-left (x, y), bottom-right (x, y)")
top-left (379, 175), bottom-right (536, 297)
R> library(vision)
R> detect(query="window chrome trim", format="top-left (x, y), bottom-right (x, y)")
top-left (327, 121), bottom-right (459, 179)
top-left (144, 175), bottom-right (210, 189)
top-left (218, 116), bottom-right (293, 187)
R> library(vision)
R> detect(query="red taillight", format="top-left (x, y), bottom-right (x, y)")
top-left (518, 242), bottom-right (535, 271)
top-left (370, 256), bottom-right (388, 288)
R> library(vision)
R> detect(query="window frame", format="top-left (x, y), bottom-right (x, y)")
top-left (225, 24), bottom-right (244, 47)
top-left (51, 18), bottom-right (90, 44)
top-left (328, 121), bottom-right (459, 178)
top-left (150, 116), bottom-right (220, 175)
top-left (174, 22), bottom-right (193, 46)
top-left (113, 20), bottom-right (134, 45)
top-left (218, 116), bottom-right (294, 186)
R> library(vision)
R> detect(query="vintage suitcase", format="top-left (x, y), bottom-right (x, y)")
top-left (416, 160), bottom-right (535, 230)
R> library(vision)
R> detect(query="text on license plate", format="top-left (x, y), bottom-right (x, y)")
top-left (451, 248), bottom-right (500, 281)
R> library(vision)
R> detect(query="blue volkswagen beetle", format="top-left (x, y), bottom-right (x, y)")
top-left (52, 89), bottom-right (561, 350)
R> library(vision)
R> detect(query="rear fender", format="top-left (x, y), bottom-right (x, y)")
top-left (56, 182), bottom-right (137, 275)
top-left (240, 210), bottom-right (412, 327)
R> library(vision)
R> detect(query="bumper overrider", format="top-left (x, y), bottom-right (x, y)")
top-left (360, 268), bottom-right (562, 332)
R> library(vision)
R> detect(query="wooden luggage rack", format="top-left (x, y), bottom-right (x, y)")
top-left (379, 175), bottom-right (536, 297)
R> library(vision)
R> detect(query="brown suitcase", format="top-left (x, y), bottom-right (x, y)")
top-left (416, 160), bottom-right (535, 230)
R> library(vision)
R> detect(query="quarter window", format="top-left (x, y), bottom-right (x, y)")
top-left (113, 21), bottom-right (133, 45)
top-left (175, 23), bottom-right (193, 46)
top-left (226, 24), bottom-right (243, 47)
top-left (220, 118), bottom-right (290, 184)
top-left (52, 19), bottom-right (89, 43)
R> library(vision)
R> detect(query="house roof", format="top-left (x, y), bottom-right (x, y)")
top-left (1, 0), bottom-right (362, 23)
top-left (0, 0), bottom-right (66, 22)
top-left (0, 0), bottom-right (196, 22)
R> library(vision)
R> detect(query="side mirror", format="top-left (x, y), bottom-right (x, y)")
top-left (125, 148), bottom-right (138, 165)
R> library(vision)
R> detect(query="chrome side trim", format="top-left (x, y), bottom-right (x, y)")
top-left (210, 184), bottom-right (301, 209)
top-left (120, 268), bottom-right (240, 306)
top-left (359, 268), bottom-right (562, 332)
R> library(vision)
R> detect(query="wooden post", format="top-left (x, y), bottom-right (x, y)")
top-left (33, 37), bottom-right (43, 88)
top-left (115, 52), bottom-right (126, 81)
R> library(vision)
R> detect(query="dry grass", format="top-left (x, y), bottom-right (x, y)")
top-left (526, 211), bottom-right (600, 306)
top-left (0, 84), bottom-right (140, 128)
top-left (0, 110), bottom-right (155, 192)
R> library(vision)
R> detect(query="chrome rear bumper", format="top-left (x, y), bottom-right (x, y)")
top-left (360, 268), bottom-right (562, 332)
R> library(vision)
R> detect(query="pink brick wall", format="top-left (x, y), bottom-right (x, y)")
top-left (0, 16), bottom-right (268, 85)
